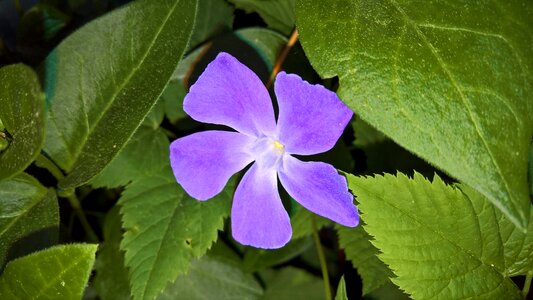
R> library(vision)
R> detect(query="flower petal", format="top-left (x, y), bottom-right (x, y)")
top-left (275, 72), bottom-right (353, 155)
top-left (170, 131), bottom-right (254, 200)
top-left (231, 163), bottom-right (291, 249)
top-left (183, 52), bottom-right (276, 137)
top-left (279, 155), bottom-right (359, 227)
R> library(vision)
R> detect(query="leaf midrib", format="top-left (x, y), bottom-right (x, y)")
top-left (386, 0), bottom-right (518, 221)
top-left (59, 0), bottom-right (182, 171)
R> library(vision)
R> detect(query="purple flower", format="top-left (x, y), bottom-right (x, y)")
top-left (169, 52), bottom-right (359, 249)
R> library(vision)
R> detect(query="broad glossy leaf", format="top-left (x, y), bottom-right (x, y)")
top-left (335, 276), bottom-right (348, 300)
top-left (261, 267), bottom-right (324, 300)
top-left (188, 0), bottom-right (234, 50)
top-left (0, 64), bottom-right (44, 180)
top-left (158, 246), bottom-right (263, 300)
top-left (235, 28), bottom-right (287, 69)
top-left (0, 173), bottom-right (58, 270)
top-left (94, 207), bottom-right (131, 300)
top-left (296, 0), bottom-right (533, 229)
top-left (91, 126), bottom-right (169, 189)
top-left (0, 244), bottom-right (97, 299)
top-left (43, 0), bottom-right (197, 189)
top-left (336, 224), bottom-right (393, 295)
top-left (120, 167), bottom-right (234, 300)
top-left (348, 172), bottom-right (522, 299)
top-left (229, 0), bottom-right (295, 35)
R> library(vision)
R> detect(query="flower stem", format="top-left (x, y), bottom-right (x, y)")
top-left (312, 215), bottom-right (332, 300)
top-left (36, 154), bottom-right (99, 242)
top-left (64, 190), bottom-right (99, 243)
top-left (523, 271), bottom-right (533, 298)
top-left (266, 28), bottom-right (299, 89)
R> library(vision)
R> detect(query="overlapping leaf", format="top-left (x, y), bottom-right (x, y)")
top-left (0, 64), bottom-right (44, 180)
top-left (0, 244), bottom-right (97, 299)
top-left (296, 0), bottom-right (533, 229)
top-left (229, 0), bottom-right (295, 35)
top-left (336, 224), bottom-right (393, 295)
top-left (347, 172), bottom-right (524, 299)
top-left (119, 167), bottom-right (234, 300)
top-left (0, 173), bottom-right (58, 270)
top-left (43, 0), bottom-right (197, 189)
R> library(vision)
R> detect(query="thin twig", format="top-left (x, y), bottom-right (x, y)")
top-left (312, 215), bottom-right (332, 300)
top-left (266, 28), bottom-right (299, 89)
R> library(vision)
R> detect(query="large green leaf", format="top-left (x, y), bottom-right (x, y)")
top-left (0, 244), bottom-right (97, 299)
top-left (229, 0), bottom-right (295, 35)
top-left (260, 267), bottom-right (324, 300)
top-left (91, 126), bottom-right (169, 189)
top-left (0, 64), bottom-right (44, 180)
top-left (119, 167), bottom-right (234, 300)
top-left (0, 173), bottom-right (58, 271)
top-left (43, 0), bottom-right (197, 189)
top-left (347, 172), bottom-right (522, 299)
top-left (94, 207), bottom-right (131, 300)
top-left (296, 0), bottom-right (533, 229)
top-left (336, 224), bottom-right (393, 295)
top-left (158, 244), bottom-right (263, 300)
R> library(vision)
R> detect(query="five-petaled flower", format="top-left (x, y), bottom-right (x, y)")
top-left (170, 52), bottom-right (359, 249)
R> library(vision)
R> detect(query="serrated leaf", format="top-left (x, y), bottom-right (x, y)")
top-left (94, 207), bottom-right (131, 300)
top-left (0, 173), bottom-right (58, 271)
top-left (296, 0), bottom-right (533, 229)
top-left (158, 246), bottom-right (263, 300)
top-left (0, 64), bottom-right (44, 180)
top-left (260, 267), bottom-right (324, 300)
top-left (119, 167), bottom-right (234, 300)
top-left (243, 237), bottom-right (312, 272)
top-left (347, 172), bottom-right (522, 299)
top-left (460, 186), bottom-right (533, 277)
top-left (43, 0), bottom-right (197, 189)
top-left (336, 224), bottom-right (393, 295)
top-left (229, 0), bottom-right (295, 35)
top-left (91, 126), bottom-right (169, 189)
top-left (335, 276), bottom-right (348, 300)
top-left (0, 244), bottom-right (97, 299)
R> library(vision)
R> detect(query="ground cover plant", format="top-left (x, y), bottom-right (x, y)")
top-left (0, 0), bottom-right (532, 299)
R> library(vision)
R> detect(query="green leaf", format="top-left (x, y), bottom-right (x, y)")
top-left (352, 117), bottom-right (387, 148)
top-left (0, 173), bottom-right (58, 271)
top-left (43, 0), bottom-right (197, 189)
top-left (188, 0), bottom-right (234, 50)
top-left (460, 186), bottom-right (533, 277)
top-left (364, 282), bottom-right (410, 300)
top-left (347, 172), bottom-right (522, 299)
top-left (0, 244), bottom-right (97, 299)
top-left (94, 207), bottom-right (131, 300)
top-left (260, 267), bottom-right (324, 300)
top-left (119, 167), bottom-right (234, 300)
top-left (336, 224), bottom-right (393, 295)
top-left (291, 204), bottom-right (331, 240)
top-left (158, 247), bottom-right (263, 300)
top-left (243, 237), bottom-right (312, 272)
top-left (0, 64), bottom-right (44, 180)
top-left (296, 0), bottom-right (533, 229)
top-left (335, 276), bottom-right (348, 300)
top-left (90, 126), bottom-right (169, 189)
top-left (235, 27), bottom-right (287, 70)
top-left (229, 0), bottom-right (295, 35)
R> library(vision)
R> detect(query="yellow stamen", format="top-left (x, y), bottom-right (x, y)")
top-left (273, 140), bottom-right (284, 150)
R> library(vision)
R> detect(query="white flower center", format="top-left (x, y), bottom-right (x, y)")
top-left (250, 136), bottom-right (286, 170)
